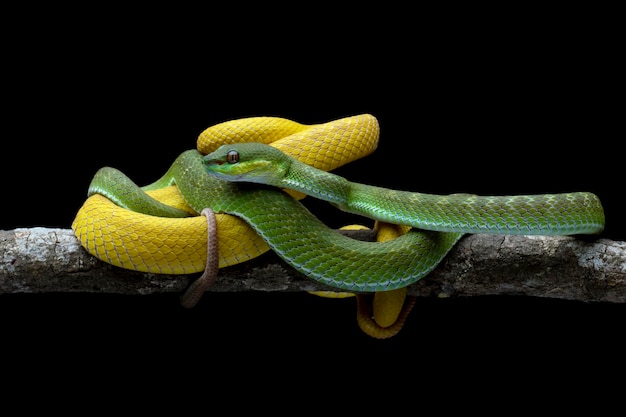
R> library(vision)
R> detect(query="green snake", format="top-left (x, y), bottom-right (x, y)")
top-left (88, 141), bottom-right (604, 291)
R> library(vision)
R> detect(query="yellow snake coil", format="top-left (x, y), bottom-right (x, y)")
top-left (73, 114), bottom-right (380, 274)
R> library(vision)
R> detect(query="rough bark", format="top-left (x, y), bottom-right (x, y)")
top-left (1, 227), bottom-right (625, 303)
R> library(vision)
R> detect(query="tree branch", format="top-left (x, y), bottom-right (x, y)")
top-left (1, 227), bottom-right (625, 303)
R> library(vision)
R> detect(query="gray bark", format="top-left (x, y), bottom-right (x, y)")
top-left (1, 227), bottom-right (625, 303)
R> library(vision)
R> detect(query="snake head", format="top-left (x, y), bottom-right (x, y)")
top-left (203, 142), bottom-right (290, 187)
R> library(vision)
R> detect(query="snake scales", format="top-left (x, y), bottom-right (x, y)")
top-left (72, 114), bottom-right (605, 338)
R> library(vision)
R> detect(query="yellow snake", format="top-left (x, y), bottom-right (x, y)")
top-left (72, 114), bottom-right (410, 338)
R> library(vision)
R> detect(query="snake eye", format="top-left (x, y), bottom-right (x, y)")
top-left (226, 150), bottom-right (239, 164)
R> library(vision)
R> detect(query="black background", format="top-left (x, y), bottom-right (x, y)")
top-left (2, 7), bottom-right (623, 394)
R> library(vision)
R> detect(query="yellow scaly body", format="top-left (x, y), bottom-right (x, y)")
top-left (73, 114), bottom-right (380, 273)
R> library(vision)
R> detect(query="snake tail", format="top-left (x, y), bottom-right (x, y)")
top-left (356, 292), bottom-right (417, 339)
top-left (179, 208), bottom-right (220, 308)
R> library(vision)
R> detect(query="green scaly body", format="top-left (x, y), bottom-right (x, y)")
top-left (202, 143), bottom-right (605, 237)
top-left (90, 149), bottom-right (463, 292)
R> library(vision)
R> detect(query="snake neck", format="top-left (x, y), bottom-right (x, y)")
top-left (280, 159), bottom-right (605, 236)
top-left (282, 159), bottom-right (352, 207)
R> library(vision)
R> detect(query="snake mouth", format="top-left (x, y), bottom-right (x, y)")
top-left (204, 159), bottom-right (225, 166)
top-left (203, 164), bottom-right (245, 182)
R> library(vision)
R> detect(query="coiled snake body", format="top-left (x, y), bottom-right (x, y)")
top-left (72, 114), bottom-right (605, 339)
